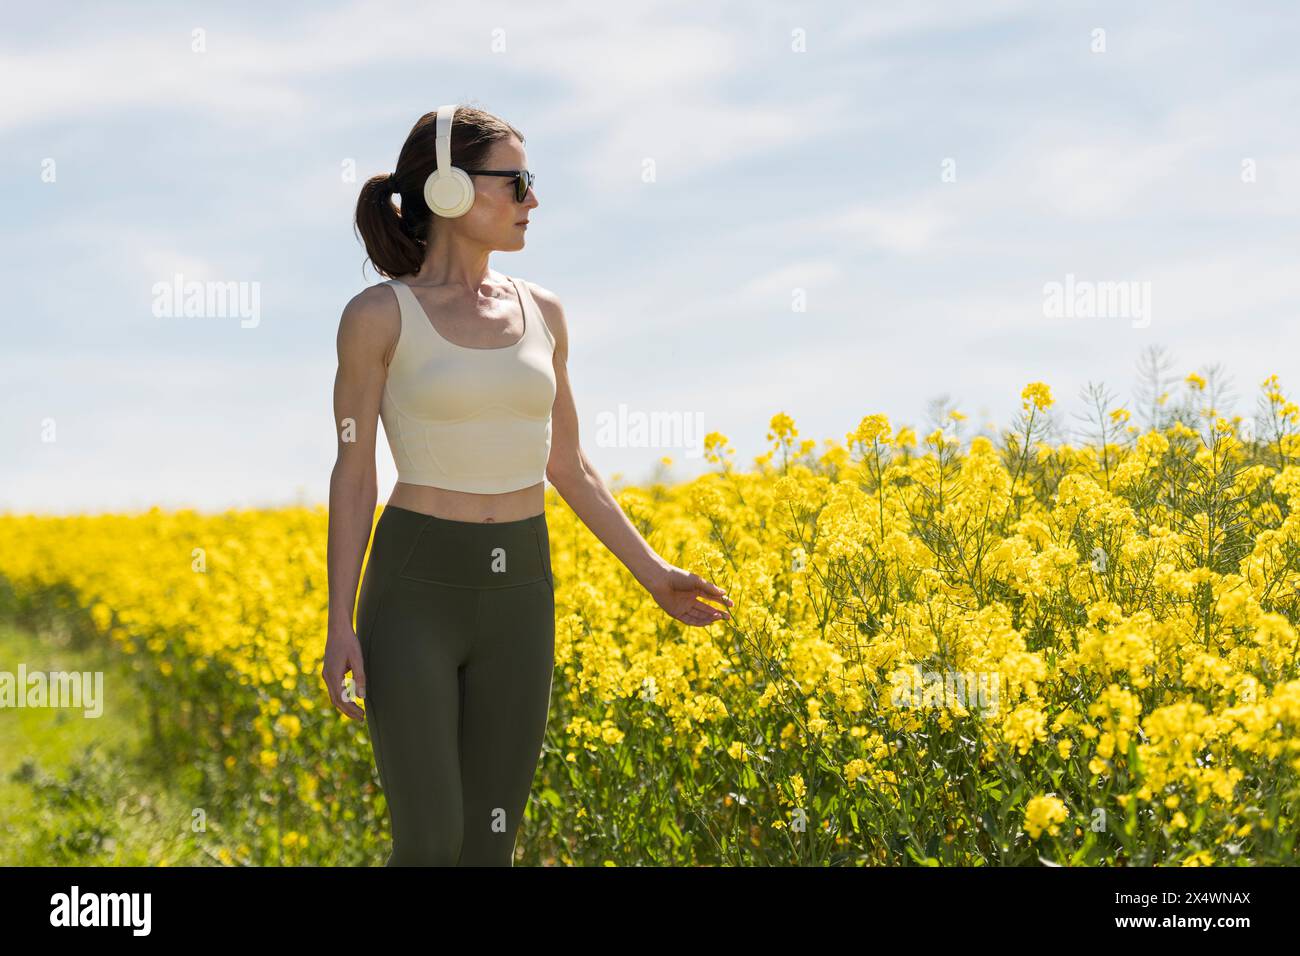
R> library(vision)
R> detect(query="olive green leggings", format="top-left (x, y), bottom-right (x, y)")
top-left (355, 504), bottom-right (555, 866)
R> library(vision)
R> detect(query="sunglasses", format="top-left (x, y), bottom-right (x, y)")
top-left (462, 168), bottom-right (535, 202)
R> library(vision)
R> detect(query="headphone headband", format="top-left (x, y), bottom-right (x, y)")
top-left (434, 103), bottom-right (456, 179)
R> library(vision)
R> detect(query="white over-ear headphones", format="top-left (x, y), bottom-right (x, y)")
top-left (423, 103), bottom-right (475, 218)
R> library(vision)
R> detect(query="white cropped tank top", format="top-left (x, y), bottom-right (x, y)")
top-left (379, 275), bottom-right (557, 494)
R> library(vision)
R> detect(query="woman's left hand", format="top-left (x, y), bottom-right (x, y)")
top-left (647, 565), bottom-right (733, 626)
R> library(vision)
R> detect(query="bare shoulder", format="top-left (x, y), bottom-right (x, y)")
top-left (521, 278), bottom-right (568, 351)
top-left (337, 280), bottom-right (401, 360)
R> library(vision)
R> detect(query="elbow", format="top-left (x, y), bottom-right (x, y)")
top-left (545, 464), bottom-right (574, 493)
top-left (546, 453), bottom-right (586, 492)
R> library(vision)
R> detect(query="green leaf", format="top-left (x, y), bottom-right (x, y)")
top-left (904, 844), bottom-right (930, 865)
top-left (660, 817), bottom-right (684, 847)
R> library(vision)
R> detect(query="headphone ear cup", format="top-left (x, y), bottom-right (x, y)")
top-left (423, 167), bottom-right (474, 218)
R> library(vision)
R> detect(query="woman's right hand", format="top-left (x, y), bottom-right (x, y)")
top-left (322, 622), bottom-right (367, 721)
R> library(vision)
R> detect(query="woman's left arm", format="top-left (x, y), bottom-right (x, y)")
top-left (529, 281), bottom-right (733, 628)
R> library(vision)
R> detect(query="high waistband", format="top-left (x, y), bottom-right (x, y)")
top-left (371, 503), bottom-right (551, 590)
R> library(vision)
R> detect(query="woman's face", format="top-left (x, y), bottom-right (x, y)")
top-left (457, 135), bottom-right (538, 251)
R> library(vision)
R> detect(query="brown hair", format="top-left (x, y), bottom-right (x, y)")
top-left (354, 105), bottom-right (524, 279)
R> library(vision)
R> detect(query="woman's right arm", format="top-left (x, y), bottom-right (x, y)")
top-left (323, 284), bottom-right (399, 721)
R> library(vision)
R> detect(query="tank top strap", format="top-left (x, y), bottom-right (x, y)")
top-left (387, 278), bottom-right (451, 356)
top-left (385, 278), bottom-right (420, 333)
top-left (509, 275), bottom-right (556, 352)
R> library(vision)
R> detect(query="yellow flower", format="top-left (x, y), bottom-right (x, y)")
top-left (767, 412), bottom-right (798, 444)
top-left (849, 414), bottom-right (892, 447)
top-left (1022, 382), bottom-right (1054, 412)
top-left (789, 773), bottom-right (806, 804)
top-left (1024, 794), bottom-right (1069, 839)
top-left (703, 431), bottom-right (735, 464)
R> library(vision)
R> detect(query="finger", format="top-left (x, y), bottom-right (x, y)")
top-left (696, 596), bottom-right (731, 619)
top-left (340, 702), bottom-right (365, 721)
top-left (694, 587), bottom-right (732, 609)
top-left (337, 684), bottom-right (365, 720)
top-left (352, 657), bottom-right (367, 700)
top-left (704, 580), bottom-right (733, 605)
top-left (681, 604), bottom-right (722, 626)
top-left (326, 673), bottom-right (366, 721)
top-left (690, 597), bottom-right (728, 618)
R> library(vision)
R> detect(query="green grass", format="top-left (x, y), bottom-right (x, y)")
top-left (0, 617), bottom-right (237, 865)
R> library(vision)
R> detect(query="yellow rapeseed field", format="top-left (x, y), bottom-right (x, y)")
top-left (2, 374), bottom-right (1298, 865)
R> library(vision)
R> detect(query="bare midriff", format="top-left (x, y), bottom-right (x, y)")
top-left (386, 480), bottom-right (546, 523)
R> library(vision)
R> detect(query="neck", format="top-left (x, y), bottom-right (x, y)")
top-left (411, 234), bottom-right (494, 293)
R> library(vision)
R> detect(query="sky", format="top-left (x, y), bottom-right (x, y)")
top-left (2, 0), bottom-right (1298, 515)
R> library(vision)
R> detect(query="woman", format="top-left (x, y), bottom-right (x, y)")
top-left (322, 104), bottom-right (733, 866)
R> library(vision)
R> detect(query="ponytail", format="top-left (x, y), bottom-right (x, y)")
top-left (354, 172), bottom-right (426, 279)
